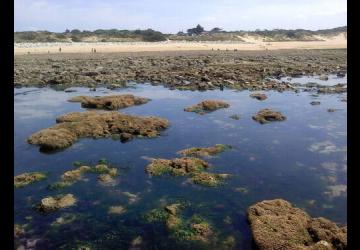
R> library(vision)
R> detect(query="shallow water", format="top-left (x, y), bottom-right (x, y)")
top-left (14, 82), bottom-right (347, 249)
top-left (279, 73), bottom-right (347, 86)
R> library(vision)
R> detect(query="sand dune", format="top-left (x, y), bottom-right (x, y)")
top-left (14, 33), bottom-right (346, 55)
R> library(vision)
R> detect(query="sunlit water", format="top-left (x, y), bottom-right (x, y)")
top-left (14, 82), bottom-right (347, 249)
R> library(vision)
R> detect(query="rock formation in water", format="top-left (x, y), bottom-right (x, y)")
top-left (14, 172), bottom-right (47, 188)
top-left (250, 93), bottom-right (268, 100)
top-left (247, 199), bottom-right (347, 250)
top-left (68, 94), bottom-right (150, 110)
top-left (252, 109), bottom-right (286, 124)
top-left (177, 144), bottom-right (231, 157)
top-left (27, 111), bottom-right (169, 151)
top-left (184, 100), bottom-right (230, 114)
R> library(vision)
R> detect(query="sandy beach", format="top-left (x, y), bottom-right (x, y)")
top-left (14, 33), bottom-right (346, 55)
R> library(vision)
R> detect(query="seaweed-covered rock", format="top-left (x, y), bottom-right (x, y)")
top-left (252, 109), bottom-right (286, 124)
top-left (68, 94), bottom-right (149, 110)
top-left (177, 144), bottom-right (231, 157)
top-left (49, 164), bottom-right (118, 189)
top-left (14, 172), bottom-right (47, 188)
top-left (28, 111), bottom-right (169, 151)
top-left (247, 199), bottom-right (347, 250)
top-left (145, 157), bottom-right (209, 176)
top-left (250, 93), bottom-right (268, 101)
top-left (191, 172), bottom-right (229, 187)
top-left (184, 100), bottom-right (230, 114)
top-left (37, 194), bottom-right (77, 212)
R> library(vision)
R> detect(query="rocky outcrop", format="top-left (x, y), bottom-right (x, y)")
top-left (247, 199), bottom-right (347, 250)
top-left (184, 100), bottom-right (230, 114)
top-left (37, 194), bottom-right (77, 213)
top-left (68, 94), bottom-right (150, 110)
top-left (250, 93), bottom-right (268, 101)
top-left (177, 144), bottom-right (231, 157)
top-left (27, 111), bottom-right (169, 151)
top-left (14, 172), bottom-right (47, 188)
top-left (145, 157), bottom-right (210, 176)
top-left (252, 109), bottom-right (286, 124)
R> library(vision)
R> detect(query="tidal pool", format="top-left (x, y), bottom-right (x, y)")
top-left (14, 82), bottom-right (347, 249)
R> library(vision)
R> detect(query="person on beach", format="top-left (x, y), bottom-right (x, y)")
top-left (59, 47), bottom-right (62, 53)
top-left (94, 49), bottom-right (97, 53)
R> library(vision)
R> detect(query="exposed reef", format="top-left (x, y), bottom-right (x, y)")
top-left (14, 172), bottom-right (47, 188)
top-left (27, 111), bottom-right (169, 151)
top-left (184, 100), bottom-right (230, 114)
top-left (177, 144), bottom-right (231, 157)
top-left (36, 194), bottom-right (77, 213)
top-left (247, 199), bottom-right (347, 250)
top-left (252, 109), bottom-right (286, 124)
top-left (68, 94), bottom-right (149, 110)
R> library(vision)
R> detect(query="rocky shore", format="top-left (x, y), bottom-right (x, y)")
top-left (14, 49), bottom-right (346, 92)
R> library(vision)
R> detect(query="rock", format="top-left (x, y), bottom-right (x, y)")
top-left (250, 93), bottom-right (268, 101)
top-left (319, 75), bottom-right (329, 81)
top-left (311, 101), bottom-right (321, 105)
top-left (327, 108), bottom-right (337, 112)
top-left (247, 199), bottom-right (347, 250)
top-left (145, 157), bottom-right (209, 176)
top-left (336, 72), bottom-right (346, 78)
top-left (37, 194), bottom-right (76, 212)
top-left (14, 172), bottom-right (47, 188)
top-left (190, 172), bottom-right (227, 187)
top-left (252, 109), bottom-right (286, 124)
top-left (165, 203), bottom-right (181, 216)
top-left (177, 144), bottom-right (231, 157)
top-left (120, 132), bottom-right (133, 142)
top-left (68, 94), bottom-right (150, 110)
top-left (28, 111), bottom-right (169, 151)
top-left (184, 100), bottom-right (230, 114)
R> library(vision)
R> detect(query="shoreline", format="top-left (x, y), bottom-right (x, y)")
top-left (14, 37), bottom-right (347, 55)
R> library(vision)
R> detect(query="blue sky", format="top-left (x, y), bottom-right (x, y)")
top-left (15, 0), bottom-right (347, 33)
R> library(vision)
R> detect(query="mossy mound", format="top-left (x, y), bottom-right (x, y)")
top-left (49, 164), bottom-right (118, 190)
top-left (252, 109), bottom-right (286, 124)
top-left (37, 194), bottom-right (77, 213)
top-left (184, 100), bottom-right (230, 114)
top-left (68, 94), bottom-right (150, 110)
top-left (250, 93), bottom-right (268, 101)
top-left (14, 172), bottom-right (47, 188)
top-left (191, 172), bottom-right (229, 187)
top-left (28, 111), bottom-right (169, 151)
top-left (145, 157), bottom-right (210, 176)
top-left (247, 199), bottom-right (347, 250)
top-left (177, 144), bottom-right (231, 157)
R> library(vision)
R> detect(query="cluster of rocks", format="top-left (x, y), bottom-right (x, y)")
top-left (36, 194), bottom-right (77, 213)
top-left (27, 111), bottom-right (169, 151)
top-left (14, 50), bottom-right (346, 92)
top-left (145, 146), bottom-right (231, 187)
top-left (68, 94), bottom-right (150, 110)
top-left (247, 199), bottom-right (347, 250)
top-left (48, 164), bottom-right (118, 190)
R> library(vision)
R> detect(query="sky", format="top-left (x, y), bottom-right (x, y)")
top-left (14, 0), bottom-right (347, 33)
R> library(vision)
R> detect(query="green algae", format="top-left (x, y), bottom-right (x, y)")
top-left (14, 172), bottom-right (47, 188)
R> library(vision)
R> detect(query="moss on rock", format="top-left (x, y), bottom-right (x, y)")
top-left (14, 172), bottom-right (47, 188)
top-left (68, 94), bottom-right (150, 110)
top-left (177, 144), bottom-right (231, 157)
top-left (184, 100), bottom-right (230, 114)
top-left (28, 111), bottom-right (169, 151)
top-left (252, 109), bottom-right (286, 124)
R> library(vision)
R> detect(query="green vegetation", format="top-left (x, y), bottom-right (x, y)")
top-left (14, 26), bottom-right (346, 43)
